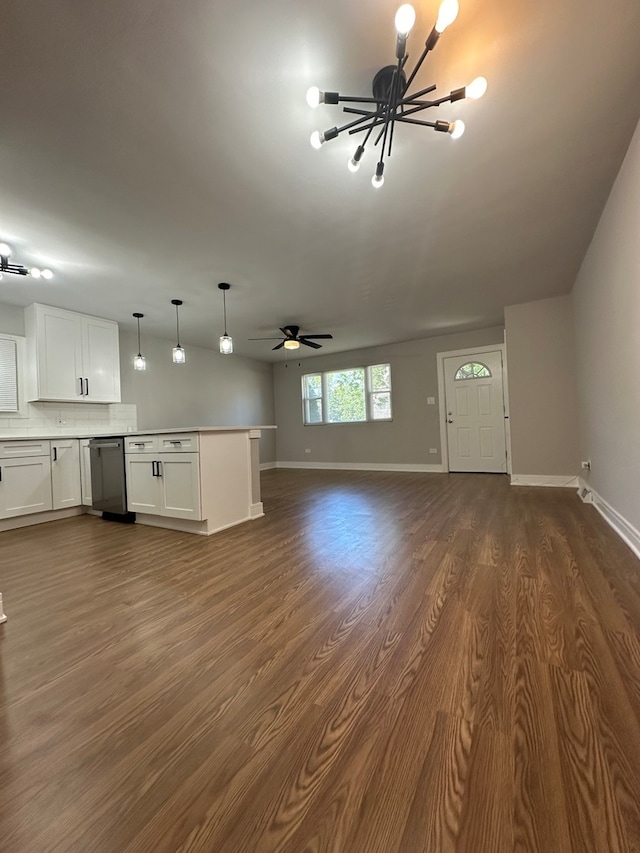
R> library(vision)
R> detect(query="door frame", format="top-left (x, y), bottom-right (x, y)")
top-left (436, 343), bottom-right (512, 475)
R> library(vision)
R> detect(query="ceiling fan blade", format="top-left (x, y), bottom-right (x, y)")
top-left (249, 337), bottom-right (285, 341)
top-left (299, 334), bottom-right (333, 340)
top-left (301, 339), bottom-right (322, 349)
top-left (272, 341), bottom-right (285, 351)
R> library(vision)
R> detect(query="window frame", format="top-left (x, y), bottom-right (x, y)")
top-left (301, 362), bottom-right (392, 426)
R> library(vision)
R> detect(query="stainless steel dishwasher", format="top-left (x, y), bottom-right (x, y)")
top-left (89, 437), bottom-right (135, 522)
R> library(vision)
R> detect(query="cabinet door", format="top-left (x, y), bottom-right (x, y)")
top-left (157, 453), bottom-right (202, 520)
top-left (33, 306), bottom-right (83, 401)
top-left (82, 317), bottom-right (121, 402)
top-left (80, 439), bottom-right (92, 505)
top-left (126, 456), bottom-right (160, 513)
top-left (51, 439), bottom-right (81, 510)
top-left (0, 456), bottom-right (53, 518)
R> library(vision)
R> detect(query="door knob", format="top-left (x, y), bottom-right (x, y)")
top-left (447, 418), bottom-right (454, 424)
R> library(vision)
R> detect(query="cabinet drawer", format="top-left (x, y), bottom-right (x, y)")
top-left (125, 436), bottom-right (158, 454)
top-left (0, 440), bottom-right (51, 459)
top-left (158, 433), bottom-right (199, 453)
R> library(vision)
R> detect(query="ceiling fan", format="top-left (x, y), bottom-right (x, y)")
top-left (250, 324), bottom-right (333, 351)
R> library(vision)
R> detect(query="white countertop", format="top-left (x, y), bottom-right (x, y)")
top-left (0, 426), bottom-right (277, 441)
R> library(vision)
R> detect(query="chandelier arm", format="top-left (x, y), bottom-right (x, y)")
top-left (399, 83), bottom-right (437, 103)
top-left (386, 54), bottom-right (409, 157)
top-left (403, 41), bottom-right (435, 94)
top-left (336, 107), bottom-right (387, 136)
top-left (378, 59), bottom-right (403, 166)
top-left (337, 95), bottom-right (390, 105)
top-left (393, 116), bottom-right (440, 128)
top-left (342, 107), bottom-right (384, 117)
top-left (401, 95), bottom-right (451, 109)
top-left (347, 118), bottom-right (386, 136)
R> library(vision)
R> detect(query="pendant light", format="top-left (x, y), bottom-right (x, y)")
top-left (133, 312), bottom-right (146, 371)
top-left (171, 299), bottom-right (186, 364)
top-left (218, 282), bottom-right (233, 355)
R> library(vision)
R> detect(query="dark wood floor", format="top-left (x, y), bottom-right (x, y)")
top-left (2, 471), bottom-right (640, 852)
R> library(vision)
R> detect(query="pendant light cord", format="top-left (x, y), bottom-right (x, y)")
top-left (136, 316), bottom-right (142, 355)
top-left (175, 303), bottom-right (181, 347)
top-left (223, 288), bottom-right (228, 336)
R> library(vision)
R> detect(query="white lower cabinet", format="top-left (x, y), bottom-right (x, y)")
top-left (51, 439), bottom-right (81, 509)
top-left (0, 455), bottom-right (53, 518)
top-left (126, 448), bottom-right (201, 520)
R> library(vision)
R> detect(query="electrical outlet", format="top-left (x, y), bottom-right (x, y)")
top-left (57, 418), bottom-right (66, 425)
top-left (429, 448), bottom-right (438, 454)
top-left (304, 448), bottom-right (311, 454)
top-left (581, 460), bottom-right (591, 470)
top-left (427, 397), bottom-right (436, 405)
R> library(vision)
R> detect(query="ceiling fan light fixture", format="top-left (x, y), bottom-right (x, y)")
top-left (284, 339), bottom-right (300, 350)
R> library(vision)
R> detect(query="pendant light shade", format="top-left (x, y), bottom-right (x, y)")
top-left (218, 283), bottom-right (233, 355)
top-left (171, 299), bottom-right (186, 364)
top-left (133, 312), bottom-right (146, 371)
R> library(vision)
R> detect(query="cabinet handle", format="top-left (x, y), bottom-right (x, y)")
top-left (84, 378), bottom-right (89, 396)
top-left (151, 460), bottom-right (156, 476)
top-left (79, 377), bottom-right (84, 396)
top-left (53, 447), bottom-right (58, 462)
top-left (0, 466), bottom-right (2, 482)
top-left (169, 440), bottom-right (182, 446)
top-left (157, 460), bottom-right (162, 477)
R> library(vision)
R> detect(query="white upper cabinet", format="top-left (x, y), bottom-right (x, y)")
top-left (25, 304), bottom-right (121, 403)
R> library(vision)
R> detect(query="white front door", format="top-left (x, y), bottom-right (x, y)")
top-left (444, 350), bottom-right (507, 473)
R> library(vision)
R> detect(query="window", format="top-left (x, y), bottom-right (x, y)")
top-left (302, 363), bottom-right (392, 424)
top-left (0, 336), bottom-right (19, 412)
top-left (454, 361), bottom-right (491, 380)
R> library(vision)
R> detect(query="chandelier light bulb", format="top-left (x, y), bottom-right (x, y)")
top-left (348, 156), bottom-right (361, 173)
top-left (41, 268), bottom-right (53, 280)
top-left (0, 243), bottom-right (12, 257)
top-left (30, 267), bottom-right (42, 278)
top-left (466, 76), bottom-right (487, 100)
top-left (435, 0), bottom-right (459, 33)
top-left (394, 4), bottom-right (416, 36)
top-left (306, 87), bottom-right (322, 108)
top-left (449, 119), bottom-right (465, 139)
top-left (310, 130), bottom-right (324, 150)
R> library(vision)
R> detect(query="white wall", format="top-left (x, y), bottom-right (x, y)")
top-left (273, 327), bottom-right (505, 467)
top-left (505, 295), bottom-right (580, 480)
top-left (119, 329), bottom-right (276, 463)
top-left (573, 118), bottom-right (640, 535)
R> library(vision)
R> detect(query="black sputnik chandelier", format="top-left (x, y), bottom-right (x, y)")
top-left (307, 0), bottom-right (487, 187)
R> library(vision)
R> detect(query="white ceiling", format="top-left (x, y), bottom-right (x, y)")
top-left (2, 0), bottom-right (640, 361)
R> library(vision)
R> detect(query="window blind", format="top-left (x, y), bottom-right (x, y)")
top-left (0, 336), bottom-right (19, 412)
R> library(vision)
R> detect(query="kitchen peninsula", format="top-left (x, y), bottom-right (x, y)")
top-left (0, 426), bottom-right (276, 536)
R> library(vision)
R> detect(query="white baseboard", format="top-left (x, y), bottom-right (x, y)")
top-left (0, 506), bottom-right (85, 533)
top-left (260, 462), bottom-right (277, 471)
top-left (586, 484), bottom-right (640, 561)
top-left (510, 474), bottom-right (579, 488)
top-left (275, 461), bottom-right (445, 473)
top-left (249, 502), bottom-right (264, 519)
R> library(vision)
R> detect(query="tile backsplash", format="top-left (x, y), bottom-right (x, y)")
top-left (0, 402), bottom-right (137, 437)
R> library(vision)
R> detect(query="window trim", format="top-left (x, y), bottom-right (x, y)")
top-left (301, 362), bottom-right (392, 425)
top-left (0, 333), bottom-right (28, 418)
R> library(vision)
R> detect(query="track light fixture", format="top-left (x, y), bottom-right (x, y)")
top-left (0, 242), bottom-right (53, 281)
top-left (171, 299), bottom-right (186, 364)
top-left (133, 313), bottom-right (146, 371)
top-left (306, 0), bottom-right (486, 185)
top-left (218, 283), bottom-right (233, 355)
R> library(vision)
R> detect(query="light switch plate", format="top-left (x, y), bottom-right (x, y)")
top-left (427, 397), bottom-right (436, 405)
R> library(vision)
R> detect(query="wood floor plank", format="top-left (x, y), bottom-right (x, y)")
top-left (2, 469), bottom-right (640, 851)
